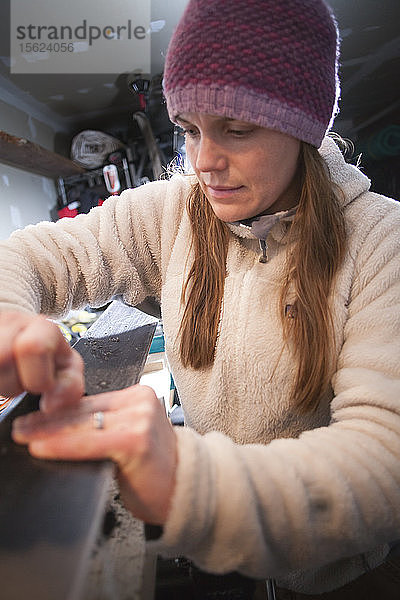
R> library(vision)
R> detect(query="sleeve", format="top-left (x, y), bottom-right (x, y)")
top-left (149, 197), bottom-right (400, 580)
top-left (0, 178), bottom-right (181, 317)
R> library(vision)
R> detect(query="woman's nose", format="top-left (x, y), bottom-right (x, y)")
top-left (194, 137), bottom-right (227, 173)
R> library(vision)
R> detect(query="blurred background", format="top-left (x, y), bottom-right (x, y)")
top-left (0, 0), bottom-right (399, 239)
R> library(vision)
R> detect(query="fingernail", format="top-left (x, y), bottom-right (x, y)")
top-left (29, 440), bottom-right (48, 457)
top-left (39, 394), bottom-right (53, 413)
top-left (12, 415), bottom-right (29, 431)
top-left (40, 376), bottom-right (83, 414)
top-left (12, 419), bottom-right (29, 443)
top-left (40, 385), bottom-right (67, 413)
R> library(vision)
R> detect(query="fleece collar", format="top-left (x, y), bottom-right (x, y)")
top-left (228, 207), bottom-right (297, 261)
top-left (230, 207), bottom-right (297, 240)
top-left (318, 136), bottom-right (370, 206)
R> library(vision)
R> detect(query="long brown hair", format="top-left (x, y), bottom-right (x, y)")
top-left (179, 141), bottom-right (347, 411)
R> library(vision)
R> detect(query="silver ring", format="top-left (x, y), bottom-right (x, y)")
top-left (93, 411), bottom-right (105, 430)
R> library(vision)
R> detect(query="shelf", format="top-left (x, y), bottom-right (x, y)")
top-left (0, 130), bottom-right (85, 179)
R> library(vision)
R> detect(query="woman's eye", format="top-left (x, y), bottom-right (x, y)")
top-left (185, 128), bottom-right (199, 137)
top-left (176, 126), bottom-right (198, 138)
top-left (228, 128), bottom-right (253, 137)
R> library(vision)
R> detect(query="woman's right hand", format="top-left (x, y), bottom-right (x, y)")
top-left (0, 312), bottom-right (84, 413)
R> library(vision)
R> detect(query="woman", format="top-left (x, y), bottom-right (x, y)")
top-left (1, 0), bottom-right (400, 598)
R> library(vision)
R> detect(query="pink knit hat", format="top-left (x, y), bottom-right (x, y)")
top-left (163, 0), bottom-right (340, 147)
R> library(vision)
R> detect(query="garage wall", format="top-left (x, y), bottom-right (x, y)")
top-left (0, 97), bottom-right (58, 240)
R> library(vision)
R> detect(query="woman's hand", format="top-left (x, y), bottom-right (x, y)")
top-left (12, 384), bottom-right (177, 525)
top-left (0, 311), bottom-right (84, 412)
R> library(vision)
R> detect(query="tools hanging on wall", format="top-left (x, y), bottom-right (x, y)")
top-left (103, 164), bottom-right (121, 195)
top-left (53, 73), bottom-right (172, 222)
top-left (54, 129), bottom-right (161, 220)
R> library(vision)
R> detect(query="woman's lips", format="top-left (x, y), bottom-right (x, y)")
top-left (205, 185), bottom-right (244, 199)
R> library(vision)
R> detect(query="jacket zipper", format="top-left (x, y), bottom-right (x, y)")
top-left (259, 239), bottom-right (268, 263)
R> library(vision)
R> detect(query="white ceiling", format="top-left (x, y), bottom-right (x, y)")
top-left (0, 0), bottom-right (189, 133)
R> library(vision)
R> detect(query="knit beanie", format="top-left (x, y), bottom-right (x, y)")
top-left (163, 0), bottom-right (340, 147)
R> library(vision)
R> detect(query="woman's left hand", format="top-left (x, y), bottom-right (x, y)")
top-left (12, 384), bottom-right (177, 525)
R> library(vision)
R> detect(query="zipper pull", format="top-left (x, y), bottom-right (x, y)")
top-left (266, 578), bottom-right (277, 600)
top-left (259, 239), bottom-right (268, 263)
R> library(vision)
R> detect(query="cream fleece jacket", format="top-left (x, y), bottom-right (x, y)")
top-left (0, 137), bottom-right (399, 593)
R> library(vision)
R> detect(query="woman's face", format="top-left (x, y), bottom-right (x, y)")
top-left (177, 113), bottom-right (301, 222)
